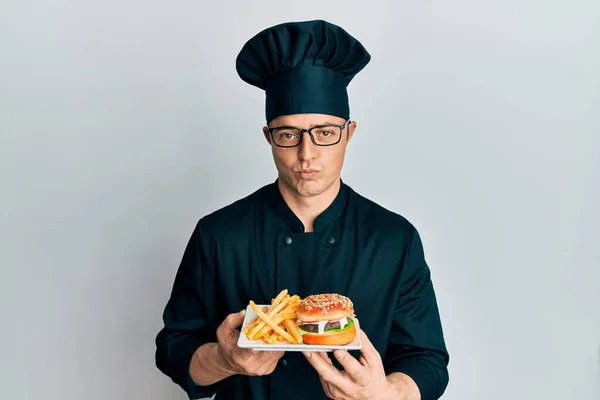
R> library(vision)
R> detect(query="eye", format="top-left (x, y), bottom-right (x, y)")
top-left (315, 129), bottom-right (336, 137)
top-left (276, 131), bottom-right (299, 140)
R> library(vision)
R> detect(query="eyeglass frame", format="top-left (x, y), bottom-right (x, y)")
top-left (266, 119), bottom-right (352, 148)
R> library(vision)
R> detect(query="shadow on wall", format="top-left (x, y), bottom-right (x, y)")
top-left (146, 129), bottom-right (269, 399)
top-left (143, 145), bottom-right (231, 399)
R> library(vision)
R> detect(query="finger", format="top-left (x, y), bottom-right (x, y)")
top-left (232, 341), bottom-right (258, 361)
top-left (320, 378), bottom-right (334, 399)
top-left (218, 310), bottom-right (245, 336)
top-left (304, 351), bottom-right (351, 389)
top-left (225, 309), bottom-right (246, 329)
top-left (333, 350), bottom-right (371, 386)
top-left (259, 350), bottom-right (285, 362)
top-left (358, 328), bottom-right (382, 366)
top-left (358, 353), bottom-right (369, 367)
top-left (236, 347), bottom-right (257, 362)
top-left (326, 383), bottom-right (345, 400)
top-left (303, 351), bottom-right (332, 364)
top-left (218, 310), bottom-right (246, 344)
top-left (241, 351), bottom-right (284, 376)
top-left (312, 351), bottom-right (334, 365)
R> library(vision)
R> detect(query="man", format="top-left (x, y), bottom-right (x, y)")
top-left (155, 20), bottom-right (449, 400)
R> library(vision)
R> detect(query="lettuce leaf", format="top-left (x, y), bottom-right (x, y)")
top-left (297, 317), bottom-right (354, 335)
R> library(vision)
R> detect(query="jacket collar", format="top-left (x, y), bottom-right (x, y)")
top-left (265, 178), bottom-right (349, 233)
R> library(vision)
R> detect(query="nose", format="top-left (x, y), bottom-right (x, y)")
top-left (297, 132), bottom-right (318, 161)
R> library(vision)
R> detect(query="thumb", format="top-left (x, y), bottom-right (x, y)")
top-left (224, 309), bottom-right (246, 329)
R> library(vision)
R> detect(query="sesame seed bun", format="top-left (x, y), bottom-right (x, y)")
top-left (296, 293), bottom-right (357, 346)
top-left (296, 293), bottom-right (355, 322)
top-left (301, 323), bottom-right (357, 346)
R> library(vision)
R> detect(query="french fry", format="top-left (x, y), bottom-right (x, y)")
top-left (249, 301), bottom-right (297, 344)
top-left (248, 294), bottom-right (299, 339)
top-left (270, 289), bottom-right (288, 310)
top-left (283, 319), bottom-right (303, 344)
top-left (253, 311), bottom-right (294, 339)
top-left (242, 324), bottom-right (253, 335)
top-left (251, 300), bottom-right (301, 339)
top-left (243, 288), bottom-right (304, 346)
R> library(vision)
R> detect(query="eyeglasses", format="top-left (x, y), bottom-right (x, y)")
top-left (267, 120), bottom-right (351, 148)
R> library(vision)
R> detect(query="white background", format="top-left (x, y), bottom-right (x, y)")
top-left (1, 1), bottom-right (599, 399)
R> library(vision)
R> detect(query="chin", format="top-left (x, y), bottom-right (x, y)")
top-left (295, 180), bottom-right (323, 196)
top-left (296, 293), bottom-right (357, 346)
top-left (279, 174), bottom-right (322, 196)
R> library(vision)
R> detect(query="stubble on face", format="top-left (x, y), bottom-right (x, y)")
top-left (266, 114), bottom-right (354, 201)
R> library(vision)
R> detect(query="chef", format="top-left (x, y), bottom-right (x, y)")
top-left (155, 19), bottom-right (450, 400)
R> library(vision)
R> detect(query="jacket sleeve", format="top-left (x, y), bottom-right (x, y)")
top-left (155, 219), bottom-right (222, 399)
top-left (383, 227), bottom-right (450, 400)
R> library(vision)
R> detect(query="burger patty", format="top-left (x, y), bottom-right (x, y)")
top-left (298, 321), bottom-right (343, 333)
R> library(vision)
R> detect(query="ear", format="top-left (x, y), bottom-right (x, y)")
top-left (263, 126), bottom-right (271, 144)
top-left (346, 120), bottom-right (357, 142)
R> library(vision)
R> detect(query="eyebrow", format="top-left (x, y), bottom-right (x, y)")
top-left (270, 121), bottom-right (339, 129)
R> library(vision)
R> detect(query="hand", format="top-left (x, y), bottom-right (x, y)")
top-left (215, 309), bottom-right (285, 376)
top-left (303, 329), bottom-right (392, 400)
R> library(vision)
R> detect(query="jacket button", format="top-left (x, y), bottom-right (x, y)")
top-left (284, 236), bottom-right (292, 245)
top-left (327, 236), bottom-right (336, 244)
top-left (279, 359), bottom-right (287, 367)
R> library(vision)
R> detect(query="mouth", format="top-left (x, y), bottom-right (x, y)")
top-left (297, 169), bottom-right (319, 179)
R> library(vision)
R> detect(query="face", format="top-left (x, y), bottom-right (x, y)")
top-left (263, 113), bottom-right (356, 198)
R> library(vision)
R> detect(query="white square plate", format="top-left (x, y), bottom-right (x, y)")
top-left (236, 304), bottom-right (363, 352)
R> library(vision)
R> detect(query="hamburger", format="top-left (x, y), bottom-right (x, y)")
top-left (296, 293), bottom-right (356, 346)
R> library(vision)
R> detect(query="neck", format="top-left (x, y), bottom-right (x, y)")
top-left (278, 178), bottom-right (341, 232)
